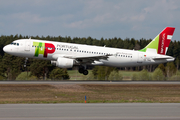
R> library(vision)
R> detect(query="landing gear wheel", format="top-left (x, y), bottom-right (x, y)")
top-left (78, 68), bottom-right (84, 73)
top-left (83, 70), bottom-right (88, 75)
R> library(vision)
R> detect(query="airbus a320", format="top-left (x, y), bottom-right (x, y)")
top-left (3, 27), bottom-right (175, 75)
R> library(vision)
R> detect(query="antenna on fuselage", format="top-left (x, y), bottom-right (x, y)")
top-left (29, 37), bottom-right (31, 39)
top-left (104, 45), bottom-right (106, 47)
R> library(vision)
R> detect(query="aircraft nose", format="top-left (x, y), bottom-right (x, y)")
top-left (3, 45), bottom-right (11, 53)
top-left (3, 46), bottom-right (8, 52)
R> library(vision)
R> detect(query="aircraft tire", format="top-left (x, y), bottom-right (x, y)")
top-left (83, 70), bottom-right (88, 75)
top-left (78, 68), bottom-right (84, 73)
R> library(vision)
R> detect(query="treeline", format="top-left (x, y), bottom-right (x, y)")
top-left (0, 34), bottom-right (180, 80)
top-left (86, 62), bottom-right (178, 80)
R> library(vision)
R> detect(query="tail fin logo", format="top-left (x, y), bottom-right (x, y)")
top-left (139, 27), bottom-right (175, 55)
top-left (158, 27), bottom-right (175, 55)
top-left (160, 33), bottom-right (165, 54)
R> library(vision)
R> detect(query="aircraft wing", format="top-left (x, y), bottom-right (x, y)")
top-left (64, 55), bottom-right (110, 64)
top-left (52, 54), bottom-right (111, 64)
top-left (64, 55), bottom-right (109, 59)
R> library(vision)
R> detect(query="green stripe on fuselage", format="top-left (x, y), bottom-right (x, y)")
top-left (33, 42), bottom-right (45, 57)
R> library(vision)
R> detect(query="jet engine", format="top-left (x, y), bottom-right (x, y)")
top-left (51, 57), bottom-right (74, 68)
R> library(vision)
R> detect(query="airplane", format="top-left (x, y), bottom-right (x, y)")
top-left (3, 27), bottom-right (175, 75)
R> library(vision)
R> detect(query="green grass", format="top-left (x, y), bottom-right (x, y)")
top-left (17, 70), bottom-right (150, 81)
top-left (119, 71), bottom-right (140, 80)
top-left (68, 70), bottom-right (93, 80)
top-left (16, 72), bottom-right (38, 80)
top-left (68, 70), bottom-right (142, 80)
top-left (0, 84), bottom-right (180, 103)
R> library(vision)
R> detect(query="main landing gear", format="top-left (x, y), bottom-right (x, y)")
top-left (78, 66), bottom-right (88, 75)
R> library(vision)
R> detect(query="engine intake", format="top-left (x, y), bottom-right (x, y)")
top-left (51, 60), bottom-right (56, 66)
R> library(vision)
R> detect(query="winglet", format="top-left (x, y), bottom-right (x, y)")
top-left (139, 27), bottom-right (175, 55)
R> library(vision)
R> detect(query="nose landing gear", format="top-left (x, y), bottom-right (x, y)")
top-left (24, 57), bottom-right (28, 68)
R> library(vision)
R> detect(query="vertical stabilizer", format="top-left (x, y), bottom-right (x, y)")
top-left (139, 27), bottom-right (175, 55)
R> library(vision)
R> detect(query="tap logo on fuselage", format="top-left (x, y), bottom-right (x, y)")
top-left (33, 42), bottom-right (55, 57)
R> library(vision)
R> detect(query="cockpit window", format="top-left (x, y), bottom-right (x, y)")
top-left (11, 42), bottom-right (19, 46)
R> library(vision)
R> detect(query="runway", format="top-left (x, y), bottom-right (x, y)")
top-left (0, 81), bottom-right (180, 85)
top-left (0, 103), bottom-right (180, 120)
top-left (0, 81), bottom-right (179, 120)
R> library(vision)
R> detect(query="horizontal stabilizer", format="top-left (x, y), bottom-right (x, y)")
top-left (152, 56), bottom-right (174, 60)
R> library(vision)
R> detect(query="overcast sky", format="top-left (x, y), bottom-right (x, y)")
top-left (0, 0), bottom-right (180, 41)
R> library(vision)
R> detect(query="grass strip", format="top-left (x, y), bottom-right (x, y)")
top-left (0, 84), bottom-right (179, 103)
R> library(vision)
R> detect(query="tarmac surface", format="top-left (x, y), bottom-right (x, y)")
top-left (0, 81), bottom-right (180, 120)
top-left (0, 81), bottom-right (180, 85)
top-left (0, 103), bottom-right (180, 120)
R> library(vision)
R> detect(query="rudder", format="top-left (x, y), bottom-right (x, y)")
top-left (139, 27), bottom-right (175, 55)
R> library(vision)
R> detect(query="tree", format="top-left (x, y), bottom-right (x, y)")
top-left (97, 66), bottom-right (109, 80)
top-left (169, 70), bottom-right (180, 80)
top-left (84, 72), bottom-right (95, 80)
top-left (0, 55), bottom-right (5, 80)
top-left (175, 58), bottom-right (179, 70)
top-left (2, 53), bottom-right (23, 80)
top-left (134, 43), bottom-right (140, 50)
top-left (92, 66), bottom-right (117, 80)
top-left (92, 66), bottom-right (98, 79)
top-left (29, 59), bottom-right (53, 80)
top-left (166, 62), bottom-right (177, 78)
top-left (49, 67), bottom-right (69, 80)
top-left (138, 69), bottom-right (151, 80)
top-left (157, 64), bottom-right (166, 76)
top-left (108, 71), bottom-right (123, 80)
top-left (152, 68), bottom-right (165, 80)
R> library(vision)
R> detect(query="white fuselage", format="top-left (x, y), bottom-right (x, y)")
top-left (3, 39), bottom-right (174, 67)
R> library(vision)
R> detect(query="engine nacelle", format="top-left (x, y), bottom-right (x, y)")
top-left (51, 60), bottom-right (57, 66)
top-left (51, 57), bottom-right (74, 68)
